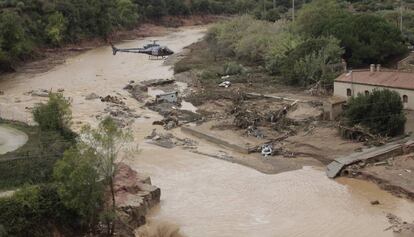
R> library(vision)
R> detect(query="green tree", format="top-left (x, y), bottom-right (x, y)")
top-left (167, 0), bottom-right (190, 15)
top-left (32, 93), bottom-right (72, 136)
top-left (46, 12), bottom-right (68, 45)
top-left (0, 185), bottom-right (78, 237)
top-left (345, 89), bottom-right (406, 137)
top-left (295, 0), bottom-right (348, 37)
top-left (116, 0), bottom-right (139, 28)
top-left (295, 0), bottom-right (407, 66)
top-left (0, 10), bottom-right (32, 70)
top-left (81, 117), bottom-right (132, 235)
top-left (268, 36), bottom-right (343, 86)
top-left (53, 143), bottom-right (104, 232)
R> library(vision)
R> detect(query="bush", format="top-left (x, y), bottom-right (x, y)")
top-left (223, 62), bottom-right (244, 75)
top-left (0, 185), bottom-right (79, 237)
top-left (269, 36), bottom-right (344, 86)
top-left (32, 93), bottom-right (72, 137)
top-left (200, 70), bottom-right (218, 81)
top-left (344, 89), bottom-right (406, 137)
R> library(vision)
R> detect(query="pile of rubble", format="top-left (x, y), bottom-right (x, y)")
top-left (101, 95), bottom-right (125, 105)
top-left (86, 92), bottom-right (139, 128)
top-left (147, 100), bottom-right (202, 130)
top-left (339, 124), bottom-right (387, 146)
top-left (385, 213), bottom-right (414, 235)
top-left (124, 79), bottom-right (176, 102)
top-left (26, 88), bottom-right (65, 97)
top-left (145, 129), bottom-right (198, 150)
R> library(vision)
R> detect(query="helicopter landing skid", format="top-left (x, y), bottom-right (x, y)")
top-left (148, 55), bottom-right (168, 60)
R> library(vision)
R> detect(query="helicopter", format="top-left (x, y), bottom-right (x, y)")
top-left (110, 40), bottom-right (174, 60)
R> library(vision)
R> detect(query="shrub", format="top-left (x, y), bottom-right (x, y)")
top-left (0, 185), bottom-right (79, 237)
top-left (200, 70), bottom-right (218, 81)
top-left (32, 93), bottom-right (72, 137)
top-left (223, 62), bottom-right (244, 75)
top-left (344, 89), bottom-right (406, 137)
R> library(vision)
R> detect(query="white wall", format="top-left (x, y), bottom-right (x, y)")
top-left (334, 82), bottom-right (414, 110)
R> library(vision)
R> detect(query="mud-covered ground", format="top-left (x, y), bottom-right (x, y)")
top-left (171, 40), bottom-right (364, 174)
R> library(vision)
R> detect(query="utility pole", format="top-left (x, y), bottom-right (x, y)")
top-left (400, 0), bottom-right (404, 33)
top-left (263, 0), bottom-right (266, 15)
top-left (292, 0), bottom-right (295, 22)
top-left (273, 0), bottom-right (276, 9)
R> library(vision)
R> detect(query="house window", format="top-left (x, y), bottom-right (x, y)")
top-left (403, 95), bottom-right (408, 103)
top-left (346, 88), bottom-right (352, 97)
top-left (364, 90), bottom-right (369, 95)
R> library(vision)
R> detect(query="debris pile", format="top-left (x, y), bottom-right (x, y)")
top-left (26, 89), bottom-right (49, 97)
top-left (147, 100), bottom-right (202, 130)
top-left (145, 129), bottom-right (198, 150)
top-left (95, 94), bottom-right (139, 128)
top-left (124, 79), bottom-right (176, 102)
top-left (246, 126), bottom-right (264, 139)
top-left (339, 124), bottom-right (387, 146)
top-left (385, 213), bottom-right (414, 234)
top-left (101, 95), bottom-right (125, 105)
top-left (85, 93), bottom-right (100, 100)
top-left (232, 100), bottom-right (296, 132)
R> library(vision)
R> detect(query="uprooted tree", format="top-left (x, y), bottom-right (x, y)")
top-left (344, 89), bottom-right (406, 137)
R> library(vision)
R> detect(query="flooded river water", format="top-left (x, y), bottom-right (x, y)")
top-left (0, 124), bottom-right (27, 155)
top-left (0, 26), bottom-right (413, 237)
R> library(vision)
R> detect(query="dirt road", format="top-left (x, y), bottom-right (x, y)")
top-left (0, 26), bottom-right (413, 237)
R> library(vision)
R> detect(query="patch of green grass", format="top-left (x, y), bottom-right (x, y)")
top-left (0, 120), bottom-right (75, 190)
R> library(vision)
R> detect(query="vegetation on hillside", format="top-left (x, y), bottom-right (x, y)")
top-left (296, 0), bottom-right (408, 66)
top-left (203, 0), bottom-right (408, 87)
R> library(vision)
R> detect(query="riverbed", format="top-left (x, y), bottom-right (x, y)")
top-left (0, 26), bottom-right (413, 237)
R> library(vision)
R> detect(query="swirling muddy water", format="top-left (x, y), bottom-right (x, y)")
top-left (0, 26), bottom-right (413, 237)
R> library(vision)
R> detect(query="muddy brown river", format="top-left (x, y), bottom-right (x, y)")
top-left (0, 26), bottom-right (413, 237)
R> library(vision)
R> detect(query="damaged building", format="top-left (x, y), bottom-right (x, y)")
top-left (334, 66), bottom-right (414, 110)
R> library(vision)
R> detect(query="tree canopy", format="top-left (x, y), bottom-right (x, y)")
top-left (295, 0), bottom-right (408, 67)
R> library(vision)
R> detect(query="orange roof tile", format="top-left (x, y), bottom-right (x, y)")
top-left (335, 70), bottom-right (414, 90)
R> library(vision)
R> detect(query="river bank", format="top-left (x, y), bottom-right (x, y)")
top-left (0, 25), bottom-right (413, 237)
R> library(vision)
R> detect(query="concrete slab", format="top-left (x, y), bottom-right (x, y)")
top-left (327, 139), bottom-right (413, 178)
top-left (181, 126), bottom-right (258, 154)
